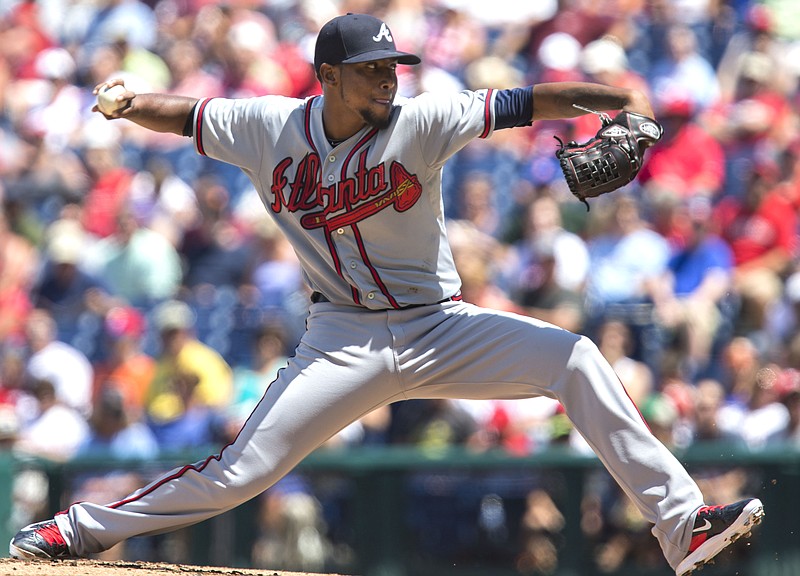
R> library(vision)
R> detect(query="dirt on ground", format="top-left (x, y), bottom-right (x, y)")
top-left (0, 558), bottom-right (351, 576)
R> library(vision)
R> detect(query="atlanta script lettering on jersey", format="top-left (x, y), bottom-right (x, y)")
top-left (269, 152), bottom-right (422, 231)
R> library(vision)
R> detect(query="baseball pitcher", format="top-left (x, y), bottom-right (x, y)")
top-left (10, 14), bottom-right (762, 576)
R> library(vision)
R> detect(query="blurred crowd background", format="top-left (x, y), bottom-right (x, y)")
top-left (1, 0), bottom-right (800, 573)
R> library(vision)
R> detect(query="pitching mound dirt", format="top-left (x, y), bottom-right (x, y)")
top-left (0, 558), bottom-right (350, 576)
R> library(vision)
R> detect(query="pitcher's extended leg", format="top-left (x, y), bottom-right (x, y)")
top-left (55, 307), bottom-right (404, 555)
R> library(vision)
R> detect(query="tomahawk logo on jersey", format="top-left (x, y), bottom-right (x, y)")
top-left (271, 156), bottom-right (422, 231)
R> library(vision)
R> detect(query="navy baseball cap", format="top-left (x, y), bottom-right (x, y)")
top-left (314, 13), bottom-right (421, 75)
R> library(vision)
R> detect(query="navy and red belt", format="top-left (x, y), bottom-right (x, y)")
top-left (310, 291), bottom-right (462, 309)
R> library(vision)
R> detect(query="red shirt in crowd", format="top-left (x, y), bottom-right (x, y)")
top-left (713, 189), bottom-right (797, 267)
top-left (639, 122), bottom-right (726, 197)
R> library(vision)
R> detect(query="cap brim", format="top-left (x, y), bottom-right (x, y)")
top-left (341, 50), bottom-right (421, 66)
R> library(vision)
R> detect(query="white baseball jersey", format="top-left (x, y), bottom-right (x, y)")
top-left (193, 89), bottom-right (498, 308)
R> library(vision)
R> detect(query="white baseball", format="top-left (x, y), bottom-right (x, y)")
top-left (97, 84), bottom-right (128, 115)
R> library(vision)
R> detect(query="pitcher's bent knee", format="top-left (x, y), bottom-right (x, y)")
top-left (567, 335), bottom-right (604, 371)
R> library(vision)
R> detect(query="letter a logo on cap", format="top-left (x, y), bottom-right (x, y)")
top-left (372, 22), bottom-right (393, 43)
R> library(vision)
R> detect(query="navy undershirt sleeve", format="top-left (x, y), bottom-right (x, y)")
top-left (493, 86), bottom-right (533, 130)
top-left (182, 102), bottom-right (198, 137)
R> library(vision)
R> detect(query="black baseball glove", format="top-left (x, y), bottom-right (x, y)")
top-left (555, 110), bottom-right (663, 210)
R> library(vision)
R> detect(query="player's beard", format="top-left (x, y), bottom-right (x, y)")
top-left (361, 106), bottom-right (392, 130)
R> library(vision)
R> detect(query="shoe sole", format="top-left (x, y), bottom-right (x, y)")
top-left (8, 540), bottom-right (65, 560)
top-left (676, 498), bottom-right (765, 576)
top-left (9, 542), bottom-right (41, 560)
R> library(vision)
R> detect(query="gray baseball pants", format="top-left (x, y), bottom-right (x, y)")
top-left (57, 301), bottom-right (701, 570)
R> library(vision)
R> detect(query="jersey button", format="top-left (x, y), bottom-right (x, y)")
top-left (337, 228), bottom-right (345, 235)
top-left (328, 156), bottom-right (336, 162)
top-left (367, 292), bottom-right (375, 300)
top-left (349, 262), bottom-right (357, 269)
top-left (327, 175), bottom-right (335, 182)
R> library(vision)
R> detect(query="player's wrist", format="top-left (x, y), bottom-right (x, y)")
top-left (621, 90), bottom-right (655, 119)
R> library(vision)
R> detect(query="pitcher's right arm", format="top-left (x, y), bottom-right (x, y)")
top-left (93, 79), bottom-right (198, 136)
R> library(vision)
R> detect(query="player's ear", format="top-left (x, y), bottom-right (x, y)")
top-left (319, 64), bottom-right (338, 86)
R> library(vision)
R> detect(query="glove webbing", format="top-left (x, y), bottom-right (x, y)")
top-left (575, 154), bottom-right (621, 188)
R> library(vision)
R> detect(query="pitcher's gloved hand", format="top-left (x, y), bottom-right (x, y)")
top-left (555, 110), bottom-right (663, 210)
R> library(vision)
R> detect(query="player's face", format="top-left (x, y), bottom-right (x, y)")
top-left (338, 58), bottom-right (398, 130)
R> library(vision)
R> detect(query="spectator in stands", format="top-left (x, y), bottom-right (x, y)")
top-left (0, 344), bottom-right (37, 429)
top-left (0, 403), bottom-right (19, 450)
top-left (455, 171), bottom-right (502, 239)
top-left (2, 185), bottom-right (45, 248)
top-left (639, 392), bottom-right (680, 449)
top-left (24, 308), bottom-right (93, 416)
top-left (637, 95), bottom-right (726, 201)
top-left (251, 476), bottom-right (331, 572)
top-left (77, 388), bottom-right (159, 460)
top-left (246, 216), bottom-right (305, 313)
top-left (0, 208), bottom-right (37, 344)
top-left (597, 319), bottom-right (654, 408)
top-left (765, 369), bottom-right (800, 446)
top-left (422, 5), bottom-right (487, 81)
top-left (92, 306), bottom-right (155, 423)
top-left (87, 209), bottom-right (182, 308)
top-left (712, 162), bottom-right (796, 341)
top-left (717, 335), bottom-right (763, 402)
top-left (226, 322), bottom-right (289, 438)
top-left (69, 0), bottom-right (159, 74)
top-left (510, 193), bottom-right (590, 294)
top-left (580, 36), bottom-right (651, 96)
top-left (179, 175), bottom-right (250, 289)
top-left (716, 4), bottom-right (796, 101)
top-left (649, 197), bottom-right (734, 378)
top-left (583, 195), bottom-right (670, 328)
top-left (457, 395), bottom-right (562, 455)
top-left (145, 299), bottom-right (232, 449)
top-left (78, 119), bottom-right (135, 239)
top-left (721, 364), bottom-right (789, 450)
top-left (85, 45), bottom-right (124, 98)
top-left (536, 32), bottom-right (585, 84)
top-left (702, 51), bottom-right (795, 198)
top-left (388, 399), bottom-right (478, 451)
top-left (456, 247), bottom-right (524, 315)
top-left (648, 24), bottom-right (720, 111)
top-left (126, 156), bottom-right (199, 248)
top-left (775, 270), bottom-right (800, 361)
top-left (14, 378), bottom-right (89, 462)
top-left (686, 378), bottom-right (747, 448)
top-left (166, 38), bottom-right (223, 98)
top-left (28, 47), bottom-right (83, 154)
top-left (32, 215), bottom-right (111, 341)
top-left (447, 220), bottom-right (522, 314)
top-left (515, 235), bottom-right (585, 333)
top-left (111, 32), bottom-right (172, 94)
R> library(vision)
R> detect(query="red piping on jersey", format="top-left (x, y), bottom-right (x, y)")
top-left (324, 231), bottom-right (345, 279)
top-left (195, 98), bottom-right (214, 156)
top-left (351, 224), bottom-right (400, 308)
top-left (303, 96), bottom-right (355, 298)
top-left (479, 89), bottom-right (494, 139)
top-left (341, 128), bottom-right (379, 178)
top-left (340, 129), bottom-right (401, 307)
top-left (303, 96), bottom-right (320, 153)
